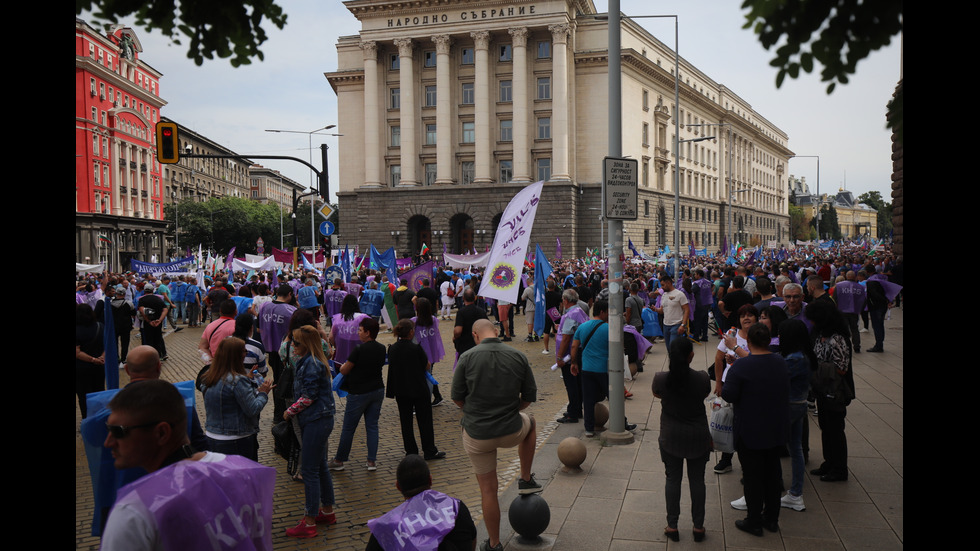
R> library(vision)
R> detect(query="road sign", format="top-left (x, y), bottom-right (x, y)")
top-left (319, 221), bottom-right (335, 236)
top-left (324, 265), bottom-right (344, 282)
top-left (317, 203), bottom-right (336, 220)
top-left (602, 157), bottom-right (638, 220)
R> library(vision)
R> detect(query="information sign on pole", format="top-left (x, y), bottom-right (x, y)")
top-left (602, 157), bottom-right (638, 220)
top-left (317, 203), bottom-right (336, 220)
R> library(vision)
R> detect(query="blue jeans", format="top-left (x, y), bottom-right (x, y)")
top-left (300, 415), bottom-right (336, 516)
top-left (334, 387), bottom-right (384, 462)
top-left (664, 323), bottom-right (681, 352)
top-left (788, 403), bottom-right (807, 496)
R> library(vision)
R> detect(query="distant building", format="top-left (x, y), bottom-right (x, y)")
top-left (161, 117), bottom-right (254, 203)
top-left (249, 165), bottom-right (306, 210)
top-left (326, 0), bottom-right (793, 257)
top-left (76, 18), bottom-right (167, 270)
top-left (789, 175), bottom-right (877, 240)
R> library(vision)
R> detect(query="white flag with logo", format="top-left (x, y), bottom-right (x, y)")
top-left (478, 181), bottom-right (544, 304)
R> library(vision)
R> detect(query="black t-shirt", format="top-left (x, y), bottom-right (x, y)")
top-left (417, 287), bottom-right (440, 309)
top-left (365, 499), bottom-right (476, 551)
top-left (453, 304), bottom-right (487, 354)
top-left (138, 294), bottom-right (166, 321)
top-left (344, 340), bottom-right (386, 394)
top-left (394, 288), bottom-right (416, 320)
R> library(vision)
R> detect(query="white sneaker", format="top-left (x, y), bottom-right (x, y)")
top-left (541, 349), bottom-right (551, 354)
top-left (730, 496), bottom-right (747, 510)
top-left (780, 493), bottom-right (806, 511)
top-left (859, 327), bottom-right (868, 333)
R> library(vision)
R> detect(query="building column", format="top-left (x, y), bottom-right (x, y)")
top-left (471, 31), bottom-right (492, 184)
top-left (550, 23), bottom-right (571, 181)
top-left (141, 148), bottom-right (151, 217)
top-left (395, 38), bottom-right (419, 186)
top-left (111, 139), bottom-right (122, 215)
top-left (432, 34), bottom-right (454, 185)
top-left (124, 143), bottom-right (135, 217)
top-left (360, 40), bottom-right (383, 187)
top-left (509, 27), bottom-right (531, 183)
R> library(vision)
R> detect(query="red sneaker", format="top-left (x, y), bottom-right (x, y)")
top-left (315, 511), bottom-right (336, 525)
top-left (286, 520), bottom-right (318, 538)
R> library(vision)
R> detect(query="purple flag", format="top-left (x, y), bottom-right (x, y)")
top-left (556, 237), bottom-right (562, 259)
top-left (402, 261), bottom-right (436, 293)
top-left (225, 247), bottom-right (236, 271)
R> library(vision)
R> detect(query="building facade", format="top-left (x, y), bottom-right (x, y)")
top-left (326, 0), bottom-right (793, 259)
top-left (161, 117), bottom-right (254, 203)
top-left (76, 18), bottom-right (168, 270)
top-left (790, 175), bottom-right (877, 241)
top-left (249, 165), bottom-right (306, 210)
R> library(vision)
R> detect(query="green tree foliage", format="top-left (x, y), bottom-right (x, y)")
top-left (76, 0), bottom-right (287, 67)
top-left (857, 190), bottom-right (893, 237)
top-left (741, 0), bottom-right (903, 142)
top-left (165, 196), bottom-right (338, 258)
top-left (788, 204), bottom-right (811, 241)
top-left (811, 203), bottom-right (842, 241)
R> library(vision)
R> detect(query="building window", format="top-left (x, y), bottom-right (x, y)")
top-left (536, 77), bottom-right (551, 99)
top-left (499, 120), bottom-right (513, 142)
top-left (499, 44), bottom-right (512, 62)
top-left (536, 158), bottom-right (551, 181)
top-left (425, 163), bottom-right (437, 186)
top-left (391, 126), bottom-right (401, 147)
top-left (499, 80), bottom-right (512, 102)
top-left (92, 107), bottom-right (97, 121)
top-left (644, 200), bottom-right (650, 216)
top-left (424, 50), bottom-right (436, 67)
top-left (537, 117), bottom-right (551, 140)
top-left (425, 124), bottom-right (437, 145)
top-left (643, 89), bottom-right (649, 110)
top-left (390, 165), bottom-right (401, 186)
top-left (462, 82), bottom-right (474, 104)
top-left (93, 135), bottom-right (99, 155)
top-left (425, 85), bottom-right (437, 107)
top-left (642, 123), bottom-right (649, 146)
top-left (500, 160), bottom-right (513, 183)
top-left (537, 41), bottom-right (551, 59)
top-left (461, 47), bottom-right (474, 65)
top-left (390, 88), bottom-right (400, 109)
top-left (461, 162), bottom-right (475, 185)
top-left (644, 229), bottom-right (650, 246)
top-left (462, 122), bottom-right (475, 143)
top-left (90, 78), bottom-right (96, 94)
top-left (390, 54), bottom-right (400, 70)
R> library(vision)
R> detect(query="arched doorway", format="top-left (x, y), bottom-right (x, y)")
top-left (490, 213), bottom-right (502, 242)
top-left (449, 213), bottom-right (474, 254)
top-left (407, 215), bottom-right (431, 257)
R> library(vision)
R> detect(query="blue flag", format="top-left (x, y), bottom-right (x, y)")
top-left (628, 238), bottom-right (640, 257)
top-left (341, 245), bottom-right (352, 283)
top-left (533, 244), bottom-right (553, 336)
top-left (103, 294), bottom-right (119, 390)
top-left (370, 244), bottom-right (398, 285)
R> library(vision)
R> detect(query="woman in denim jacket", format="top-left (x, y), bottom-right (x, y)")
top-left (201, 337), bottom-right (273, 461)
top-left (283, 325), bottom-right (337, 539)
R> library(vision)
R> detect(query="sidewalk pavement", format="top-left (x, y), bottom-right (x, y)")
top-left (76, 307), bottom-right (902, 550)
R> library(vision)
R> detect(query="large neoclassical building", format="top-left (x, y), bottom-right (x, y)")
top-left (326, 0), bottom-right (793, 258)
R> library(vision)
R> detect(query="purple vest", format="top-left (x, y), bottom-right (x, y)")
top-left (367, 490), bottom-right (458, 551)
top-left (257, 301), bottom-right (296, 353)
top-left (113, 454), bottom-right (275, 551)
top-left (324, 289), bottom-right (348, 317)
top-left (834, 281), bottom-right (866, 314)
top-left (411, 316), bottom-right (445, 364)
top-left (556, 306), bottom-right (589, 360)
top-left (332, 313), bottom-right (368, 364)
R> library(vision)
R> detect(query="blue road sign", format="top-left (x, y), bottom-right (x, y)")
top-left (319, 221), bottom-right (335, 236)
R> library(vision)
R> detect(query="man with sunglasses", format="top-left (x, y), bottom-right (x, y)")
top-left (101, 380), bottom-right (274, 550)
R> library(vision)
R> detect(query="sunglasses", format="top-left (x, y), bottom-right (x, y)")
top-left (106, 421), bottom-right (164, 438)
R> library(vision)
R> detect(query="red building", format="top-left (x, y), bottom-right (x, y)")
top-left (75, 18), bottom-right (168, 270)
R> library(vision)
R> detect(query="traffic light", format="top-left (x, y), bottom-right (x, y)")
top-left (156, 121), bottom-right (179, 164)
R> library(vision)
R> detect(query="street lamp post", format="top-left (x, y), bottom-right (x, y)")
top-left (265, 125), bottom-right (342, 253)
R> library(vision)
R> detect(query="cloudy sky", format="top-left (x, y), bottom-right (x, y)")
top-left (80, 0), bottom-right (901, 204)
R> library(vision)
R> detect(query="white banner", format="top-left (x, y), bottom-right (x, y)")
top-left (76, 262), bottom-right (105, 273)
top-left (232, 255), bottom-right (278, 272)
top-left (443, 251), bottom-right (491, 269)
top-left (478, 181), bottom-right (544, 304)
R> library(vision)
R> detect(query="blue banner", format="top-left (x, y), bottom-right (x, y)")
top-left (130, 256), bottom-right (194, 274)
top-left (370, 245), bottom-right (398, 285)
